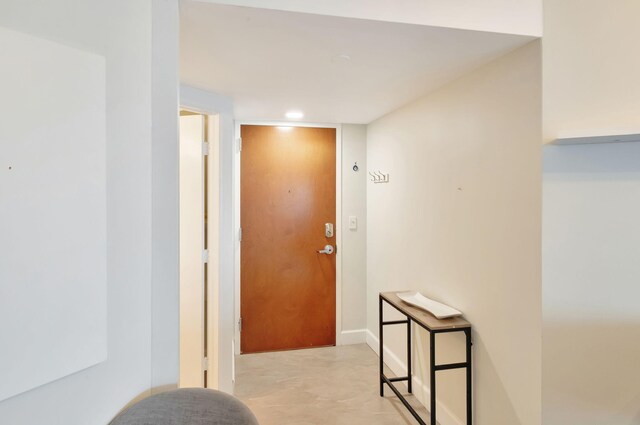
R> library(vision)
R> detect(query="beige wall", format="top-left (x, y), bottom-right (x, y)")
top-left (366, 41), bottom-right (542, 425)
top-left (340, 125), bottom-right (368, 339)
top-left (543, 0), bottom-right (640, 144)
top-left (542, 1), bottom-right (640, 424)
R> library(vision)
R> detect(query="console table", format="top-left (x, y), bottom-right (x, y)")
top-left (379, 292), bottom-right (472, 425)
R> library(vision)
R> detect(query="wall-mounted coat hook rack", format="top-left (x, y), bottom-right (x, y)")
top-left (369, 170), bottom-right (390, 184)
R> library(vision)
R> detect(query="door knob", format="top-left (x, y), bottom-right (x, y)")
top-left (317, 244), bottom-right (334, 255)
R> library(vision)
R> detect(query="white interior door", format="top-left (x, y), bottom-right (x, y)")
top-left (179, 114), bottom-right (205, 387)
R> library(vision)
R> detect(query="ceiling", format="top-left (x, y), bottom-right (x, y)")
top-left (180, 1), bottom-right (534, 124)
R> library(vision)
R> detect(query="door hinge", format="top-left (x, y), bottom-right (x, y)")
top-left (202, 141), bottom-right (210, 156)
top-left (237, 137), bottom-right (242, 153)
top-left (238, 227), bottom-right (242, 242)
top-left (202, 249), bottom-right (209, 263)
top-left (202, 357), bottom-right (209, 371)
top-left (238, 317), bottom-right (242, 332)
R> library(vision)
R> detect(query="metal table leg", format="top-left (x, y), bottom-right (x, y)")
top-left (407, 317), bottom-right (412, 393)
top-left (430, 332), bottom-right (436, 425)
top-left (379, 295), bottom-right (384, 397)
top-left (465, 328), bottom-right (472, 425)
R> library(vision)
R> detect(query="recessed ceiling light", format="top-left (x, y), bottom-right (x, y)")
top-left (285, 110), bottom-right (304, 119)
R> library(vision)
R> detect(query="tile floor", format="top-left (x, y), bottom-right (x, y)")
top-left (234, 344), bottom-right (428, 425)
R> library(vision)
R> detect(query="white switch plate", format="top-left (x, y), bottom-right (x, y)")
top-left (348, 216), bottom-right (357, 230)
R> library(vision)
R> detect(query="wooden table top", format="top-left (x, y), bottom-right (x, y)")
top-left (380, 292), bottom-right (471, 331)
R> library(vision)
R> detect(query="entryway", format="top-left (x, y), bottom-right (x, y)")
top-left (179, 110), bottom-right (220, 389)
top-left (234, 344), bottom-right (426, 425)
top-left (239, 125), bottom-right (338, 354)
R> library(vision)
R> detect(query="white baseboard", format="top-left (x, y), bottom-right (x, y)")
top-left (338, 329), bottom-right (367, 345)
top-left (365, 329), bottom-right (464, 425)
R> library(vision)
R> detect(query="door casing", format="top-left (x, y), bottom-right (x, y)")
top-left (233, 121), bottom-right (343, 356)
top-left (179, 109), bottom-right (221, 390)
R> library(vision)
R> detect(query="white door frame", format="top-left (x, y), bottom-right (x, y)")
top-left (179, 105), bottom-right (221, 389)
top-left (233, 120), bottom-right (343, 355)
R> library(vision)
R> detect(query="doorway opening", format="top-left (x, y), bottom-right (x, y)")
top-left (236, 123), bottom-right (342, 354)
top-left (179, 110), bottom-right (220, 389)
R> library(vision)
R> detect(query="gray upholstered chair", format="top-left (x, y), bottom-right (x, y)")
top-left (110, 388), bottom-right (259, 425)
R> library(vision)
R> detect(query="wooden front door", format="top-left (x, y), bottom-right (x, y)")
top-left (240, 125), bottom-right (336, 354)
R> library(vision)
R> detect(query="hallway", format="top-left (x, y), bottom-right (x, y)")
top-left (234, 344), bottom-right (428, 425)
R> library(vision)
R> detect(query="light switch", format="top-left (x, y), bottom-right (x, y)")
top-left (348, 216), bottom-right (357, 230)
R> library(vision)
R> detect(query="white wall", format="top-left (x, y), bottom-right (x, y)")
top-left (196, 0), bottom-right (542, 37)
top-left (0, 25), bottom-right (107, 403)
top-left (366, 42), bottom-right (542, 425)
top-left (542, 1), bottom-right (640, 424)
top-left (0, 0), bottom-right (179, 423)
top-left (180, 85), bottom-right (236, 394)
top-left (151, 0), bottom-right (180, 393)
top-left (543, 143), bottom-right (640, 425)
top-left (339, 125), bottom-right (368, 342)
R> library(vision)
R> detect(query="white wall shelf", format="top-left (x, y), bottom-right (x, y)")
top-left (553, 133), bottom-right (640, 145)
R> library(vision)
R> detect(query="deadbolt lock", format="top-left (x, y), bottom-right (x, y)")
top-left (325, 223), bottom-right (334, 238)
